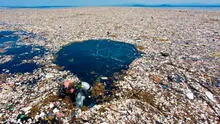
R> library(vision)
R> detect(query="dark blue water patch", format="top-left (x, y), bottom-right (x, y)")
top-left (0, 30), bottom-right (29, 47)
top-left (0, 30), bottom-right (47, 73)
top-left (0, 30), bottom-right (43, 46)
top-left (0, 35), bottom-right (19, 44)
top-left (0, 31), bottom-right (15, 35)
top-left (2, 63), bottom-right (38, 73)
top-left (55, 39), bottom-right (140, 84)
top-left (0, 45), bottom-right (46, 73)
top-left (0, 31), bottom-right (19, 45)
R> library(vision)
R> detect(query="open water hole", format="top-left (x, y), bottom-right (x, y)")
top-left (55, 39), bottom-right (140, 107)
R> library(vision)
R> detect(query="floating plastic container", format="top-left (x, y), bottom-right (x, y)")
top-left (81, 81), bottom-right (91, 91)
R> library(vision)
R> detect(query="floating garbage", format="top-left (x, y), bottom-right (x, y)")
top-left (39, 112), bottom-right (46, 118)
top-left (45, 73), bottom-right (54, 79)
top-left (59, 79), bottom-right (110, 108)
top-left (161, 84), bottom-right (168, 89)
top-left (81, 81), bottom-right (91, 91)
top-left (59, 79), bottom-right (93, 107)
top-left (6, 104), bottom-right (14, 111)
top-left (75, 91), bottom-right (86, 107)
top-left (53, 108), bottom-right (60, 113)
top-left (101, 77), bottom-right (108, 80)
top-left (160, 51), bottom-right (170, 57)
top-left (185, 89), bottom-right (194, 100)
top-left (205, 91), bottom-right (216, 102)
top-left (214, 79), bottom-right (220, 87)
top-left (22, 106), bottom-right (32, 114)
top-left (17, 114), bottom-right (30, 123)
top-left (18, 114), bottom-right (25, 119)
top-left (168, 74), bottom-right (186, 83)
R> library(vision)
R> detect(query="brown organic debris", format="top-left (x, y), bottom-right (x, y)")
top-left (149, 74), bottom-right (162, 84)
top-left (125, 89), bottom-right (154, 105)
top-left (28, 95), bottom-right (74, 117)
top-left (136, 45), bottom-right (145, 51)
top-left (91, 82), bottom-right (105, 97)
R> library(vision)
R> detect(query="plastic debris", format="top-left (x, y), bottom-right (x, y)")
top-left (22, 106), bottom-right (32, 114)
top-left (59, 87), bottom-right (66, 98)
top-left (45, 73), bottom-right (54, 79)
top-left (0, 113), bottom-right (3, 118)
top-left (185, 90), bottom-right (194, 100)
top-left (215, 79), bottom-right (220, 87)
top-left (101, 77), bottom-right (108, 80)
top-left (6, 104), bottom-right (14, 111)
top-left (40, 112), bottom-right (46, 118)
top-left (17, 114), bottom-right (30, 123)
top-left (76, 83), bottom-right (82, 89)
top-left (168, 74), bottom-right (186, 83)
top-left (161, 84), bottom-right (169, 89)
top-left (49, 103), bottom-right (54, 109)
top-left (76, 92), bottom-right (86, 107)
top-left (53, 108), bottom-right (59, 113)
top-left (160, 52), bottom-right (170, 57)
top-left (1, 9), bottom-right (220, 123)
top-left (56, 112), bottom-right (64, 118)
top-left (81, 81), bottom-right (91, 91)
top-left (205, 91), bottom-right (216, 102)
top-left (19, 114), bottom-right (25, 119)
top-left (150, 74), bottom-right (162, 84)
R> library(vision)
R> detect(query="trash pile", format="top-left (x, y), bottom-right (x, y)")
top-left (0, 8), bottom-right (220, 123)
top-left (59, 77), bottom-right (119, 108)
top-left (59, 80), bottom-right (92, 107)
top-left (0, 28), bottom-right (123, 123)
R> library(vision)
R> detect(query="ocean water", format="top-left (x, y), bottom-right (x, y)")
top-left (127, 4), bottom-right (220, 10)
top-left (0, 5), bottom-right (219, 10)
top-left (55, 39), bottom-right (140, 84)
top-left (0, 6), bottom-right (77, 9)
top-left (55, 40), bottom-right (140, 107)
top-left (150, 7), bottom-right (220, 11)
top-left (0, 30), bottom-right (46, 73)
top-left (0, 31), bottom-right (19, 45)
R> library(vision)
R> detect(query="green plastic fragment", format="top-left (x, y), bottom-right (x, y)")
top-left (20, 114), bottom-right (25, 119)
top-left (9, 107), bottom-right (14, 111)
top-left (77, 84), bottom-right (82, 89)
top-left (6, 104), bottom-right (14, 111)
